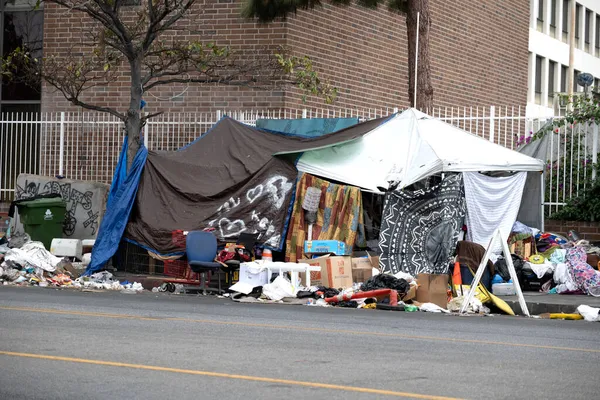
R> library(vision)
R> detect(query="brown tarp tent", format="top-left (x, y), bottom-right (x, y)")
top-left (124, 116), bottom-right (387, 254)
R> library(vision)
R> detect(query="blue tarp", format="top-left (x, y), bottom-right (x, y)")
top-left (85, 141), bottom-right (148, 275)
top-left (106, 136), bottom-right (128, 206)
top-left (255, 118), bottom-right (359, 138)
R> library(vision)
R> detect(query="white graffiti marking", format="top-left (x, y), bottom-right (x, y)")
top-left (246, 185), bottom-right (263, 204)
top-left (218, 218), bottom-right (247, 238)
top-left (266, 176), bottom-right (293, 209)
top-left (258, 217), bottom-right (270, 229)
top-left (265, 234), bottom-right (281, 247)
top-left (217, 197), bottom-right (241, 213)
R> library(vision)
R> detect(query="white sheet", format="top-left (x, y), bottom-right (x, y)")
top-left (463, 172), bottom-right (527, 251)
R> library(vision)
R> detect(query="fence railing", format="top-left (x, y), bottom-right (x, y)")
top-left (1, 106), bottom-right (593, 216)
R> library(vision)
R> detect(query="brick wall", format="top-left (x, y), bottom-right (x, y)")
top-left (41, 0), bottom-right (530, 114)
top-left (42, 1), bottom-right (289, 114)
top-left (284, 1), bottom-right (530, 111)
top-left (544, 220), bottom-right (600, 242)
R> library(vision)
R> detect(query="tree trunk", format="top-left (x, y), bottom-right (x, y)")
top-left (406, 0), bottom-right (433, 111)
top-left (125, 57), bottom-right (143, 172)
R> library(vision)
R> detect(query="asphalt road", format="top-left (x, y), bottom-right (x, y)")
top-left (0, 286), bottom-right (599, 400)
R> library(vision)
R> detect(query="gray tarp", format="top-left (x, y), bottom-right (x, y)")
top-left (516, 134), bottom-right (550, 230)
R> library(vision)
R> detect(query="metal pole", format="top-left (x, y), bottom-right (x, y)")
top-left (567, 0), bottom-right (576, 111)
top-left (593, 123), bottom-right (598, 181)
top-left (488, 105), bottom-right (495, 143)
top-left (540, 171), bottom-right (545, 232)
top-left (143, 112), bottom-right (149, 149)
top-left (413, 12), bottom-right (420, 109)
top-left (59, 111), bottom-right (65, 177)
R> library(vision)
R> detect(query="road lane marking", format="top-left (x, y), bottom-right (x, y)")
top-left (0, 350), bottom-right (460, 399)
top-left (1, 305), bottom-right (599, 354)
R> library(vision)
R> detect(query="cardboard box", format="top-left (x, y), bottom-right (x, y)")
top-left (298, 255), bottom-right (353, 289)
top-left (416, 273), bottom-right (449, 308)
top-left (402, 284), bottom-right (417, 301)
top-left (304, 240), bottom-right (350, 256)
top-left (351, 255), bottom-right (380, 284)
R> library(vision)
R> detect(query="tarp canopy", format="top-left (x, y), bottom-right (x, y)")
top-left (297, 109), bottom-right (545, 192)
top-left (256, 117), bottom-right (360, 138)
top-left (123, 116), bottom-right (386, 255)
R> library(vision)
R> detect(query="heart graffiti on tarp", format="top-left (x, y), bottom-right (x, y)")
top-left (206, 162), bottom-right (296, 248)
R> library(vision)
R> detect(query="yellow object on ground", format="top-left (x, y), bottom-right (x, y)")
top-left (539, 313), bottom-right (584, 320)
top-left (454, 284), bottom-right (515, 316)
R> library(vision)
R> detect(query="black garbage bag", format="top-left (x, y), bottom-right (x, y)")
top-left (315, 286), bottom-right (339, 298)
top-left (494, 255), bottom-right (524, 283)
top-left (338, 301), bottom-right (359, 308)
top-left (360, 274), bottom-right (409, 294)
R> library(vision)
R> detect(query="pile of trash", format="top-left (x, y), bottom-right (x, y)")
top-left (494, 224), bottom-right (600, 298)
top-left (0, 235), bottom-right (143, 294)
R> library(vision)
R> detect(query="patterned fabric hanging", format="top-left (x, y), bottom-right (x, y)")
top-left (285, 173), bottom-right (365, 262)
top-left (379, 174), bottom-right (466, 276)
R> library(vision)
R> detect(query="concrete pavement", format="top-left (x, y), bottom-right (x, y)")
top-left (0, 285), bottom-right (599, 400)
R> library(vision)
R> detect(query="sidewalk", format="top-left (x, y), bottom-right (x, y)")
top-left (503, 293), bottom-right (600, 315)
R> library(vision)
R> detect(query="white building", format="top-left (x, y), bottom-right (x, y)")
top-left (528, 0), bottom-right (600, 117)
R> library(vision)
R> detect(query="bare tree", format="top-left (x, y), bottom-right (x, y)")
top-left (242, 0), bottom-right (433, 110)
top-left (3, 0), bottom-right (337, 170)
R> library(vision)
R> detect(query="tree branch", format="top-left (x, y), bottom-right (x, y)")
top-left (69, 98), bottom-right (127, 119)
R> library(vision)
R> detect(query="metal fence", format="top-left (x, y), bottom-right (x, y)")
top-left (1, 106), bottom-right (594, 216)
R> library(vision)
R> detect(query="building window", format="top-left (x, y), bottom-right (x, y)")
top-left (549, 61), bottom-right (556, 96)
top-left (574, 69), bottom-right (580, 91)
top-left (538, 0), bottom-right (544, 22)
top-left (575, 4), bottom-right (581, 39)
top-left (550, 0), bottom-right (557, 27)
top-left (561, 65), bottom-right (568, 92)
top-left (596, 15), bottom-right (600, 51)
top-left (535, 56), bottom-right (543, 104)
top-left (0, 0), bottom-right (42, 202)
top-left (585, 9), bottom-right (592, 46)
top-left (562, 0), bottom-right (569, 34)
top-left (1, 1), bottom-right (43, 106)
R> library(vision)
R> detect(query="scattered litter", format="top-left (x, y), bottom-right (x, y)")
top-left (448, 296), bottom-right (490, 314)
top-left (419, 302), bottom-right (450, 313)
top-left (262, 275), bottom-right (296, 301)
top-left (577, 305), bottom-right (600, 322)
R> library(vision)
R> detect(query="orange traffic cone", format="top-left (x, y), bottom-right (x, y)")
top-left (452, 262), bottom-right (463, 296)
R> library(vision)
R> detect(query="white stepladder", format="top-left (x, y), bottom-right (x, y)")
top-left (459, 228), bottom-right (530, 317)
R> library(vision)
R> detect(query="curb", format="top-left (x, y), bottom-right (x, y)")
top-left (503, 299), bottom-right (580, 315)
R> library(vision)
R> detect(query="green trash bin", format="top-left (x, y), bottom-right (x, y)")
top-left (17, 197), bottom-right (67, 250)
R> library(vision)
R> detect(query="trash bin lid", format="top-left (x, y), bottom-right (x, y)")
top-left (18, 197), bottom-right (66, 208)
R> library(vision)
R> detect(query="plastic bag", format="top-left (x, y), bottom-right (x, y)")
top-left (494, 254), bottom-right (524, 283)
top-left (527, 261), bottom-right (555, 279)
top-left (576, 305), bottom-right (600, 322)
top-left (262, 275), bottom-right (296, 301)
top-left (361, 274), bottom-right (409, 294)
top-left (2, 242), bottom-right (62, 272)
top-left (393, 271), bottom-right (415, 283)
top-left (419, 303), bottom-right (450, 313)
top-left (448, 296), bottom-right (490, 314)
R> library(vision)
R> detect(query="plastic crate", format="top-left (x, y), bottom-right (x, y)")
top-left (172, 230), bottom-right (186, 249)
top-left (164, 259), bottom-right (189, 278)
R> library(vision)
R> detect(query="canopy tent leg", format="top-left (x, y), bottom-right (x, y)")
top-left (540, 171), bottom-right (545, 232)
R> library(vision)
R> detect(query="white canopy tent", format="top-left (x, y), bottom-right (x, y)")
top-left (296, 108), bottom-right (545, 193)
